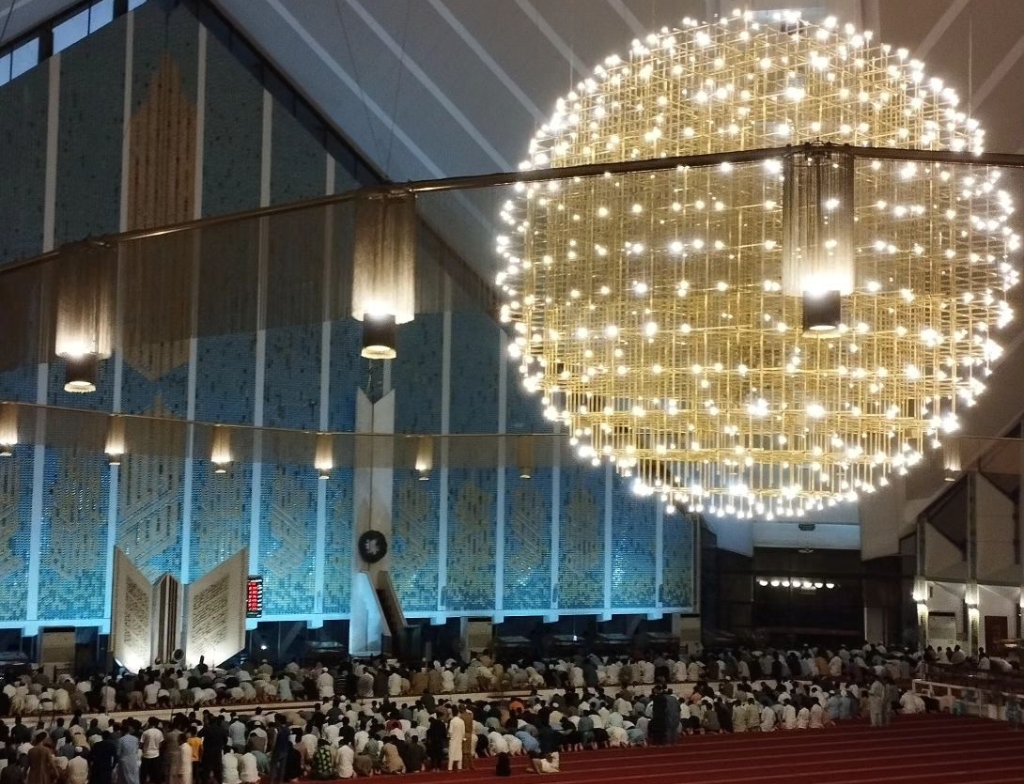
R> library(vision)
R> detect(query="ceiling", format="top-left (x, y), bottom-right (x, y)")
top-left (207, 0), bottom-right (1024, 183)
top-left (208, 0), bottom-right (1024, 279)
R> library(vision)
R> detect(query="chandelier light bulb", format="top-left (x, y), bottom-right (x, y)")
top-left (496, 11), bottom-right (1020, 517)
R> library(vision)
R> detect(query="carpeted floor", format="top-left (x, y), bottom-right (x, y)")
top-left (374, 714), bottom-right (1024, 784)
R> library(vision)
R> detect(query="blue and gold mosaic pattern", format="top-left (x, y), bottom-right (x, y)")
top-left (258, 461), bottom-right (317, 615)
top-left (0, 446), bottom-right (32, 621)
top-left (117, 452), bottom-right (184, 582)
top-left (445, 468), bottom-right (496, 611)
top-left (611, 475), bottom-right (657, 608)
top-left (557, 466), bottom-right (605, 610)
top-left (38, 446), bottom-right (109, 619)
top-left (390, 471), bottom-right (439, 614)
top-left (190, 459), bottom-right (250, 581)
top-left (503, 468), bottom-right (552, 611)
top-left (662, 513), bottom-right (695, 609)
top-left (322, 469), bottom-right (353, 614)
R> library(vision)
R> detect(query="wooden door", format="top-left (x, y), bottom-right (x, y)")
top-left (984, 615), bottom-right (1009, 655)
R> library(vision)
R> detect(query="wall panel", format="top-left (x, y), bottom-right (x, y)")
top-left (258, 462), bottom-right (317, 615)
top-left (38, 446), bottom-right (109, 619)
top-left (663, 513), bottom-right (696, 609)
top-left (390, 471), bottom-right (439, 614)
top-left (503, 468), bottom-right (552, 611)
top-left (322, 469), bottom-right (353, 614)
top-left (0, 447), bottom-right (33, 621)
top-left (55, 20), bottom-right (126, 245)
top-left (189, 460), bottom-right (250, 581)
top-left (201, 29), bottom-right (262, 217)
top-left (117, 453), bottom-right (185, 582)
top-left (0, 66), bottom-right (48, 265)
top-left (557, 466), bottom-right (606, 611)
top-left (445, 467), bottom-right (497, 612)
top-left (611, 475), bottom-right (658, 608)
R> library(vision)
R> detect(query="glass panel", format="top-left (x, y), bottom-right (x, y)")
top-left (53, 9), bottom-right (89, 53)
top-left (89, 0), bottom-right (115, 32)
top-left (10, 39), bottom-right (39, 79)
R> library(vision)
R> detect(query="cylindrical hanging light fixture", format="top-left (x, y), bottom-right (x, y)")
top-left (516, 435), bottom-right (535, 480)
top-left (211, 425), bottom-right (232, 474)
top-left (315, 432), bottom-right (334, 480)
top-left (352, 192), bottom-right (416, 360)
top-left (105, 415), bottom-right (126, 466)
top-left (0, 404), bottom-right (17, 457)
top-left (782, 147), bottom-right (855, 333)
top-left (942, 438), bottom-right (962, 482)
top-left (55, 241), bottom-right (116, 392)
top-left (415, 435), bottom-right (433, 481)
top-left (361, 314), bottom-right (398, 360)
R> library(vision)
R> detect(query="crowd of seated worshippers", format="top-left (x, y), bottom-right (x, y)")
top-left (3, 641), bottom-right (993, 719)
top-left (0, 647), bottom-right (981, 783)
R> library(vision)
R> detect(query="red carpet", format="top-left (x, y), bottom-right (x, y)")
top-left (378, 715), bottom-right (1024, 783)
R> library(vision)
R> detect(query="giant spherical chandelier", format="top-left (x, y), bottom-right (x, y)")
top-left (496, 10), bottom-right (1021, 519)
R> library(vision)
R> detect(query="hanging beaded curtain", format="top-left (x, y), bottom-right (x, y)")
top-left (0, 404), bottom-right (17, 448)
top-left (351, 192), bottom-right (417, 324)
top-left (54, 241), bottom-right (117, 360)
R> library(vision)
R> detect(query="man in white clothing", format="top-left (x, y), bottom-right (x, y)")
top-left (336, 743), bottom-right (355, 779)
top-left (759, 705), bottom-right (776, 732)
top-left (447, 714), bottom-right (465, 771)
top-left (529, 752), bottom-right (560, 774)
top-left (238, 751), bottom-right (259, 784)
top-left (317, 668), bottom-right (334, 700)
top-left (140, 718), bottom-right (164, 784)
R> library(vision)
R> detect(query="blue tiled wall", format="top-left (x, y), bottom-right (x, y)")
top-left (202, 26), bottom-right (262, 217)
top-left (117, 453), bottom-right (185, 582)
top-left (38, 446), bottom-right (109, 619)
top-left (558, 465), bottom-right (606, 610)
top-left (264, 326), bottom-right (321, 431)
top-left (392, 315), bottom-right (443, 433)
top-left (446, 468), bottom-right (497, 611)
top-left (0, 366), bottom-right (38, 405)
top-left (503, 468), bottom-right (552, 611)
top-left (258, 462), bottom-right (317, 615)
top-left (121, 357), bottom-right (190, 418)
top-left (0, 447), bottom-right (33, 621)
top-left (194, 334), bottom-right (256, 425)
top-left (662, 513), bottom-right (695, 609)
top-left (190, 460), bottom-right (250, 580)
top-left (449, 313), bottom-right (499, 433)
top-left (322, 470), bottom-right (353, 614)
top-left (390, 471), bottom-right (439, 614)
top-left (270, 100), bottom-right (325, 204)
top-left (0, 66), bottom-right (48, 265)
top-left (328, 320), bottom-right (363, 433)
top-left (54, 19), bottom-right (125, 245)
top-left (611, 476), bottom-right (658, 608)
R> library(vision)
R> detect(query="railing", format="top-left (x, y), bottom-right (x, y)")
top-left (913, 665), bottom-right (1024, 722)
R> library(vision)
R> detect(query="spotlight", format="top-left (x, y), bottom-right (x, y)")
top-left (318, 468), bottom-right (330, 481)
top-left (0, 445), bottom-right (12, 458)
top-left (361, 314), bottom-right (397, 360)
top-left (64, 354), bottom-right (98, 393)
